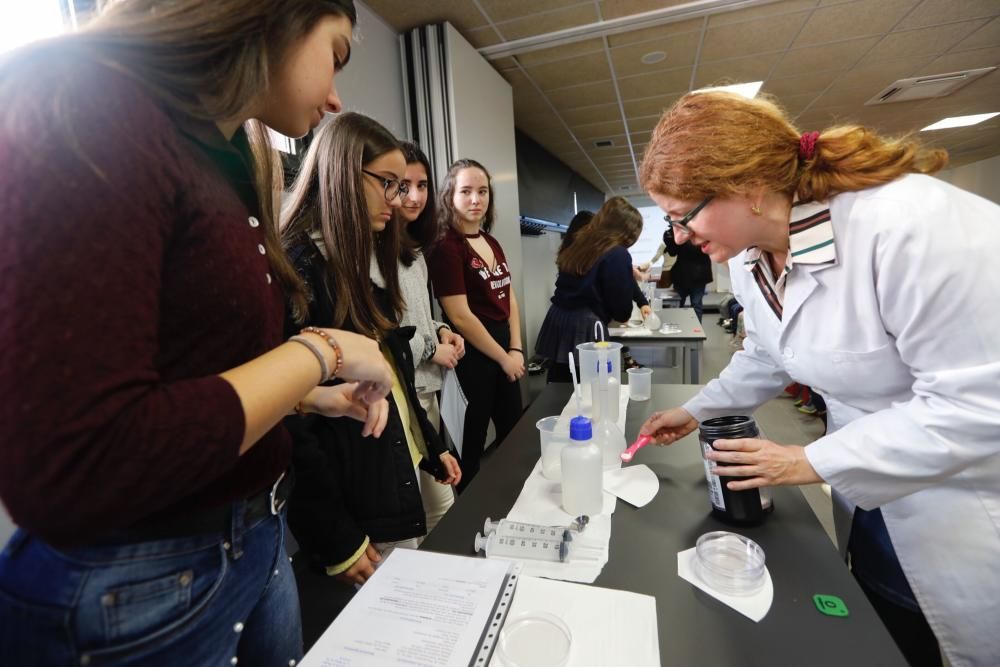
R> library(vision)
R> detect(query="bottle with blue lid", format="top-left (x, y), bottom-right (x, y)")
top-left (560, 416), bottom-right (603, 516)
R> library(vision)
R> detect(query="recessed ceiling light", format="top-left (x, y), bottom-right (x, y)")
top-left (641, 51), bottom-right (666, 65)
top-left (921, 112), bottom-right (999, 131)
top-left (693, 81), bottom-right (763, 99)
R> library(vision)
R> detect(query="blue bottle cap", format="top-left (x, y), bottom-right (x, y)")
top-left (570, 416), bottom-right (592, 441)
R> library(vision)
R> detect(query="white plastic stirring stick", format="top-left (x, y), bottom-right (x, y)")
top-left (568, 351), bottom-right (582, 414)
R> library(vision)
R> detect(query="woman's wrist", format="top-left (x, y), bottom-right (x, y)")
top-left (300, 327), bottom-right (343, 380)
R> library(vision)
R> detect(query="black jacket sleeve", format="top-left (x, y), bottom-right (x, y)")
top-left (599, 247), bottom-right (638, 323)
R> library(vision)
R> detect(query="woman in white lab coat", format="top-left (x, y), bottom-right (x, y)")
top-left (637, 91), bottom-right (1000, 667)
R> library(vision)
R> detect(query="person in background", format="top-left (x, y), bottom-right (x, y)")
top-left (563, 210), bottom-right (652, 320)
top-left (429, 159), bottom-right (524, 492)
top-left (0, 2), bottom-right (396, 664)
top-left (535, 197), bottom-right (644, 382)
top-left (395, 140), bottom-right (464, 531)
top-left (638, 90), bottom-right (1000, 667)
top-left (640, 223), bottom-right (714, 321)
top-left (560, 209), bottom-right (651, 370)
top-left (280, 113), bottom-right (460, 586)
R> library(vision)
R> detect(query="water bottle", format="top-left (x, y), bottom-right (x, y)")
top-left (560, 416), bottom-right (603, 517)
top-left (699, 416), bottom-right (773, 524)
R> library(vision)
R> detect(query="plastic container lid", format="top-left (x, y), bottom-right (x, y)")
top-left (694, 531), bottom-right (766, 596)
top-left (495, 612), bottom-right (572, 667)
top-left (569, 416), bottom-right (592, 441)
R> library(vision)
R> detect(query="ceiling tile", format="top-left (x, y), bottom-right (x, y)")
top-left (599, 0), bottom-right (692, 20)
top-left (763, 69), bottom-right (842, 97)
top-left (588, 145), bottom-right (631, 158)
top-left (630, 130), bottom-right (653, 143)
top-left (464, 26), bottom-right (503, 48)
top-left (561, 102), bottom-right (622, 125)
top-left (517, 110), bottom-right (566, 132)
top-left (623, 94), bottom-right (681, 117)
top-left (609, 31), bottom-right (701, 77)
top-left (701, 11), bottom-right (811, 63)
top-left (626, 114), bottom-right (663, 133)
top-left (923, 45), bottom-right (1000, 74)
top-left (514, 38), bottom-right (606, 68)
top-left (526, 51), bottom-right (613, 90)
top-left (362, 0), bottom-right (490, 32)
top-left (494, 4), bottom-right (600, 41)
top-left (896, 0), bottom-right (1000, 30)
top-left (950, 17), bottom-right (1000, 52)
top-left (792, 0), bottom-right (919, 47)
top-left (771, 92), bottom-right (820, 117)
top-left (617, 66), bottom-right (692, 100)
top-left (693, 53), bottom-right (781, 89)
top-left (606, 18), bottom-right (704, 47)
top-left (810, 57), bottom-right (923, 107)
top-left (493, 56), bottom-right (519, 70)
top-left (708, 0), bottom-right (817, 27)
top-left (864, 20), bottom-right (990, 62)
top-left (479, 0), bottom-right (589, 24)
top-left (546, 80), bottom-right (619, 108)
top-left (769, 36), bottom-right (881, 78)
top-left (571, 120), bottom-right (626, 140)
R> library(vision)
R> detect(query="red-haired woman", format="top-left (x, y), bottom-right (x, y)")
top-left (638, 91), bottom-right (1000, 667)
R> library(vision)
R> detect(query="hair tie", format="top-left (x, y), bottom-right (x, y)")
top-left (799, 131), bottom-right (820, 161)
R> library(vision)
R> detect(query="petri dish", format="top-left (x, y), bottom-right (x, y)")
top-left (694, 531), bottom-right (766, 596)
top-left (495, 612), bottom-right (572, 667)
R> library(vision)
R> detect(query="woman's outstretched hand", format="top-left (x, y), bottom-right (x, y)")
top-left (639, 407), bottom-right (698, 445)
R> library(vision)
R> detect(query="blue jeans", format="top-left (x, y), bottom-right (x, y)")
top-left (675, 285), bottom-right (706, 322)
top-left (0, 506), bottom-right (302, 666)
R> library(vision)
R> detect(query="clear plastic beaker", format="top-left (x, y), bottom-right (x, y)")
top-left (536, 416), bottom-right (571, 481)
top-left (626, 367), bottom-right (652, 401)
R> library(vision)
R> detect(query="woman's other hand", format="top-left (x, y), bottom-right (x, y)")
top-left (431, 343), bottom-right (461, 369)
top-left (318, 329), bottom-right (392, 399)
top-left (437, 452), bottom-right (462, 486)
top-left (705, 439), bottom-right (822, 489)
top-left (334, 542), bottom-right (382, 586)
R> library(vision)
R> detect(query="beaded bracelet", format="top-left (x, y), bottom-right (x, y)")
top-left (301, 326), bottom-right (344, 379)
top-left (288, 335), bottom-right (331, 383)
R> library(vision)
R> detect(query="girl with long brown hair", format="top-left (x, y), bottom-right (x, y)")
top-left (429, 159), bottom-right (524, 492)
top-left (280, 113), bottom-right (460, 587)
top-left (638, 90), bottom-right (1000, 666)
top-left (535, 196), bottom-right (644, 383)
top-left (0, 2), bottom-right (395, 664)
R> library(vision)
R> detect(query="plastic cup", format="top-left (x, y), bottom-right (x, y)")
top-left (626, 367), bottom-right (652, 401)
top-left (536, 416), bottom-right (570, 481)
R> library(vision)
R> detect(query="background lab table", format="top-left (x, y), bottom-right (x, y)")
top-left (611, 307), bottom-right (706, 382)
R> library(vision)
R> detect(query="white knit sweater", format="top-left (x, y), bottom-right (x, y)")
top-left (371, 253), bottom-right (446, 393)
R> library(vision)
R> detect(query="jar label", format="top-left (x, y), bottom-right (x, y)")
top-left (701, 440), bottom-right (726, 511)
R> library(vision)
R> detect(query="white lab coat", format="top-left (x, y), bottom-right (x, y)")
top-left (685, 174), bottom-right (1000, 667)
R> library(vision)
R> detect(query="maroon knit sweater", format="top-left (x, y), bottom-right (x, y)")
top-left (0, 46), bottom-right (290, 546)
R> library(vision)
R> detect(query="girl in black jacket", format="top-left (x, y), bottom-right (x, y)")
top-left (280, 113), bottom-right (461, 586)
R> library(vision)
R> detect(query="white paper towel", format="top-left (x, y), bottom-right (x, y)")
top-left (676, 547), bottom-right (774, 622)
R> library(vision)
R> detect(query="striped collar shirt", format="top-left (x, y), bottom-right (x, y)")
top-left (743, 201), bottom-right (836, 319)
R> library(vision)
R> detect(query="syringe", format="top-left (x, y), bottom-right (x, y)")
top-left (482, 517), bottom-right (565, 540)
top-left (474, 531), bottom-right (604, 563)
top-left (482, 516), bottom-right (591, 539)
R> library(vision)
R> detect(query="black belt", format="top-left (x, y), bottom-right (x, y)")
top-left (95, 471), bottom-right (294, 545)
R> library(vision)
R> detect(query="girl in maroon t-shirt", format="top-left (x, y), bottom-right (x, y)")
top-left (429, 159), bottom-right (524, 491)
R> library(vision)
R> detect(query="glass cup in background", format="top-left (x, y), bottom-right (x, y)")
top-left (626, 367), bottom-right (653, 401)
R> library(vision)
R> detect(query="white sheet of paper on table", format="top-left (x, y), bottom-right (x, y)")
top-left (603, 464), bottom-right (659, 508)
top-left (440, 368), bottom-right (467, 458)
top-left (488, 576), bottom-right (660, 667)
top-left (676, 547), bottom-right (774, 622)
top-left (300, 549), bottom-right (513, 667)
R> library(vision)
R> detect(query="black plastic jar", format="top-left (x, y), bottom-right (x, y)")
top-left (699, 416), bottom-right (773, 525)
